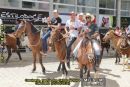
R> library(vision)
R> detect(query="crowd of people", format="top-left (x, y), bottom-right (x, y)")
top-left (39, 9), bottom-right (100, 68)
top-left (12, 9), bottom-right (130, 68)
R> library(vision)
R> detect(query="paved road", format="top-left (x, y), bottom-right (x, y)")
top-left (0, 50), bottom-right (130, 87)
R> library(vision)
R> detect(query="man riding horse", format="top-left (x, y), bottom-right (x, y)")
top-left (41, 9), bottom-right (62, 55)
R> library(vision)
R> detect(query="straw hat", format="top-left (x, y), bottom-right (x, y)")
top-left (86, 13), bottom-right (95, 22)
top-left (0, 19), bottom-right (3, 25)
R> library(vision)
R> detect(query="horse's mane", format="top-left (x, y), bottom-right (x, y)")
top-left (27, 21), bottom-right (40, 34)
top-left (108, 30), bottom-right (121, 37)
top-left (81, 37), bottom-right (90, 48)
top-left (52, 30), bottom-right (63, 42)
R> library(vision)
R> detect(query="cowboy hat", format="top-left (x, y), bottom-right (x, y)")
top-left (53, 9), bottom-right (58, 13)
top-left (79, 12), bottom-right (84, 16)
top-left (86, 13), bottom-right (95, 22)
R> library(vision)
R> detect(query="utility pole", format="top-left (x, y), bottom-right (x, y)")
top-left (116, 0), bottom-right (121, 27)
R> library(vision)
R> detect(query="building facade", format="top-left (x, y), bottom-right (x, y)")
top-left (0, 0), bottom-right (130, 27)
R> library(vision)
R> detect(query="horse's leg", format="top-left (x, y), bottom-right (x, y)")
top-left (118, 53), bottom-right (121, 63)
top-left (106, 47), bottom-right (109, 56)
top-left (115, 51), bottom-right (118, 64)
top-left (116, 52), bottom-right (120, 64)
top-left (57, 62), bottom-right (62, 71)
top-left (87, 70), bottom-right (91, 79)
top-left (16, 48), bottom-right (22, 60)
top-left (5, 46), bottom-right (12, 64)
top-left (101, 47), bottom-right (104, 58)
top-left (32, 51), bottom-right (37, 73)
top-left (80, 65), bottom-right (84, 87)
top-left (83, 66), bottom-right (87, 74)
top-left (38, 52), bottom-right (45, 74)
top-left (62, 62), bottom-right (68, 77)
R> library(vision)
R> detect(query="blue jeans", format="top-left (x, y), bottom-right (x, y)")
top-left (66, 37), bottom-right (77, 61)
top-left (41, 28), bottom-right (51, 53)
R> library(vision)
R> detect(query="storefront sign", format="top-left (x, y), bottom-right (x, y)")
top-left (0, 8), bottom-right (49, 25)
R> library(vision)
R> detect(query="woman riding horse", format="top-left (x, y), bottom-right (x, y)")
top-left (73, 13), bottom-right (101, 67)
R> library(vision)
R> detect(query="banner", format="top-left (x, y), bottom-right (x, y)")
top-left (99, 15), bottom-right (113, 28)
top-left (0, 8), bottom-right (49, 25)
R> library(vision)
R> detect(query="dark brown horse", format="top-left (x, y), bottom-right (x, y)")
top-left (17, 20), bottom-right (45, 74)
top-left (50, 28), bottom-right (68, 77)
top-left (100, 33), bottom-right (110, 57)
top-left (77, 36), bottom-right (98, 80)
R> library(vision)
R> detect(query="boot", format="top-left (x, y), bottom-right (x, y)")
top-left (16, 38), bottom-right (21, 48)
top-left (96, 58), bottom-right (100, 67)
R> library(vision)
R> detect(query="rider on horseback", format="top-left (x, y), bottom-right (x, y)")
top-left (65, 11), bottom-right (82, 68)
top-left (41, 10), bottom-right (62, 55)
top-left (85, 13), bottom-right (101, 67)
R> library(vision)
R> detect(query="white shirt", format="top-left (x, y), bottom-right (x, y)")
top-left (127, 25), bottom-right (130, 34)
top-left (65, 19), bottom-right (81, 37)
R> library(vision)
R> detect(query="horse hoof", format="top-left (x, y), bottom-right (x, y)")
top-left (43, 71), bottom-right (46, 75)
top-left (57, 68), bottom-right (61, 72)
top-left (42, 68), bottom-right (46, 75)
top-left (32, 68), bottom-right (36, 73)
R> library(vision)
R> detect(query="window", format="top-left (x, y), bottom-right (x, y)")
top-left (56, 5), bottom-right (75, 13)
top-left (53, 0), bottom-right (75, 5)
top-left (99, 0), bottom-right (115, 9)
top-left (8, 0), bottom-right (21, 7)
top-left (38, 3), bottom-right (49, 10)
top-left (77, 7), bottom-right (96, 14)
top-left (121, 11), bottom-right (130, 17)
top-left (99, 9), bottom-right (114, 15)
top-left (22, 0), bottom-right (49, 10)
top-left (121, 1), bottom-right (130, 10)
top-left (77, 0), bottom-right (96, 7)
top-left (22, 1), bottom-right (35, 8)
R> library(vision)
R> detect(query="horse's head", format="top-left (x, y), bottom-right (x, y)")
top-left (15, 20), bottom-right (26, 38)
top-left (81, 39), bottom-right (94, 61)
top-left (50, 29), bottom-right (63, 43)
top-left (103, 30), bottom-right (115, 42)
top-left (120, 32), bottom-right (129, 48)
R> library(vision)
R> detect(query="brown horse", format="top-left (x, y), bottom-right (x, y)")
top-left (77, 36), bottom-right (97, 79)
top-left (17, 20), bottom-right (45, 74)
top-left (3, 26), bottom-right (24, 63)
top-left (50, 29), bottom-right (68, 77)
top-left (103, 30), bottom-right (122, 64)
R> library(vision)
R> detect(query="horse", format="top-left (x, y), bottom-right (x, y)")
top-left (16, 20), bottom-right (45, 74)
top-left (103, 30), bottom-right (121, 64)
top-left (50, 28), bottom-right (68, 77)
top-left (120, 32), bottom-right (130, 70)
top-left (77, 34), bottom-right (98, 80)
top-left (2, 26), bottom-right (24, 63)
